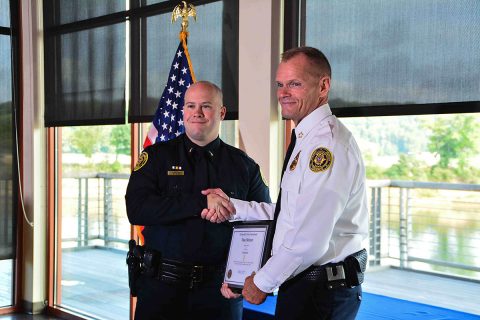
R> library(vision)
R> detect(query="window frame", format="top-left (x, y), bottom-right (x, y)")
top-left (283, 0), bottom-right (480, 117)
top-left (43, 0), bottom-right (239, 126)
top-left (0, 0), bottom-right (19, 313)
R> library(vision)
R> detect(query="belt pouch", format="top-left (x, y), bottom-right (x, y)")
top-left (344, 249), bottom-right (367, 287)
top-left (144, 249), bottom-right (161, 278)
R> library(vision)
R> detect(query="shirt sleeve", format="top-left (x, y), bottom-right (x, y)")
top-left (253, 142), bottom-right (363, 293)
top-left (125, 148), bottom-right (205, 226)
top-left (230, 198), bottom-right (276, 221)
top-left (247, 162), bottom-right (272, 203)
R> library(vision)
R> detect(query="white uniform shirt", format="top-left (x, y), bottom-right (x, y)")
top-left (230, 104), bottom-right (369, 293)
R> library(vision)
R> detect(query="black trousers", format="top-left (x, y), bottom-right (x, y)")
top-left (134, 273), bottom-right (242, 320)
top-left (274, 274), bottom-right (362, 320)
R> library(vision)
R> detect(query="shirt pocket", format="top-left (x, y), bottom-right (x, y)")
top-left (280, 170), bottom-right (301, 219)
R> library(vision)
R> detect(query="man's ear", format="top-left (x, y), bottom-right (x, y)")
top-left (320, 77), bottom-right (331, 94)
top-left (220, 106), bottom-right (226, 120)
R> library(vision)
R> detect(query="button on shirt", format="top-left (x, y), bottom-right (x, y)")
top-left (230, 104), bottom-right (368, 293)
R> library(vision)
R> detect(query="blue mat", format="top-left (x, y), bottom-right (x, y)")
top-left (243, 292), bottom-right (480, 320)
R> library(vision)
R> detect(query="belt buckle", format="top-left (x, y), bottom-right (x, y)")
top-left (325, 264), bottom-right (347, 290)
top-left (190, 265), bottom-right (203, 288)
top-left (326, 265), bottom-right (346, 281)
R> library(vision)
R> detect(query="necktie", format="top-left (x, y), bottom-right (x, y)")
top-left (266, 129), bottom-right (296, 253)
top-left (185, 148), bottom-right (210, 258)
top-left (274, 129), bottom-right (296, 220)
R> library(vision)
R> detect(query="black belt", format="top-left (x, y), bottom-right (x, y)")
top-left (293, 249), bottom-right (367, 290)
top-left (143, 257), bottom-right (225, 289)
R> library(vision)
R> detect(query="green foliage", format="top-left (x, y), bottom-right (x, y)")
top-left (96, 160), bottom-right (128, 173)
top-left (63, 161), bottom-right (130, 175)
top-left (346, 114), bottom-right (480, 183)
top-left (363, 153), bottom-right (386, 179)
top-left (343, 117), bottom-right (427, 156)
top-left (67, 126), bottom-right (107, 158)
top-left (0, 103), bottom-right (13, 153)
top-left (425, 115), bottom-right (479, 169)
top-left (384, 154), bottom-right (428, 180)
top-left (110, 125), bottom-right (130, 156)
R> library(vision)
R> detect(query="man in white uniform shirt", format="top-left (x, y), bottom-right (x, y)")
top-left (202, 46), bottom-right (369, 319)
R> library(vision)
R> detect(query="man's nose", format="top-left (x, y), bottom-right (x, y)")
top-left (277, 87), bottom-right (290, 98)
top-left (193, 106), bottom-right (204, 117)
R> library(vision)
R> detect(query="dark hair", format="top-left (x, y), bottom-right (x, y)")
top-left (281, 46), bottom-right (332, 78)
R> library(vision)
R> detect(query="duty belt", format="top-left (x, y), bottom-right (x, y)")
top-left (293, 249), bottom-right (368, 290)
top-left (143, 257), bottom-right (225, 289)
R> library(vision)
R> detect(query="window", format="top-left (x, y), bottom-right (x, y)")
top-left (55, 125), bottom-right (131, 319)
top-left (0, 0), bottom-right (17, 309)
top-left (285, 0), bottom-right (480, 280)
top-left (45, 2), bottom-right (239, 318)
top-left (44, 0), bottom-right (239, 126)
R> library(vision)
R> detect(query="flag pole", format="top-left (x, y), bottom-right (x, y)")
top-left (135, 1), bottom-right (198, 245)
top-left (172, 1), bottom-right (197, 82)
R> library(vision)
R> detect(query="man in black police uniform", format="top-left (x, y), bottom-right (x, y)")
top-left (125, 81), bottom-right (270, 320)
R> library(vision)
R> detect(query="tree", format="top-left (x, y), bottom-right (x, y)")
top-left (69, 127), bottom-right (104, 158)
top-left (110, 125), bottom-right (130, 158)
top-left (385, 154), bottom-right (428, 180)
top-left (426, 115), bottom-right (479, 170)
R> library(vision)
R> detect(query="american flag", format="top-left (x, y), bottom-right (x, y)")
top-left (143, 36), bottom-right (196, 148)
top-left (137, 34), bottom-right (196, 245)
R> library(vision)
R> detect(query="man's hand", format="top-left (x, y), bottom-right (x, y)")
top-left (202, 188), bottom-right (230, 200)
top-left (220, 283), bottom-right (242, 299)
top-left (201, 189), bottom-right (235, 223)
top-left (242, 273), bottom-right (267, 305)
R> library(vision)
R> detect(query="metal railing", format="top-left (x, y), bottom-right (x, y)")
top-left (60, 174), bottom-right (480, 280)
top-left (368, 180), bottom-right (480, 280)
top-left (61, 173), bottom-right (131, 250)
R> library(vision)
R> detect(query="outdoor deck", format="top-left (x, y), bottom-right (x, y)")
top-left (53, 248), bottom-right (480, 319)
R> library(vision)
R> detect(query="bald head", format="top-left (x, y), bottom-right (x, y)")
top-left (186, 81), bottom-right (223, 106)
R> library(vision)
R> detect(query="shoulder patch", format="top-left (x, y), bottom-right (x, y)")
top-left (134, 152), bottom-right (148, 171)
top-left (309, 147), bottom-right (333, 173)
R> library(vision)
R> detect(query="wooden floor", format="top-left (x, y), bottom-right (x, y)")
top-left (1, 247), bottom-right (479, 319)
top-left (363, 266), bottom-right (480, 315)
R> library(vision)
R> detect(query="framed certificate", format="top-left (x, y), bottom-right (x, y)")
top-left (224, 221), bottom-right (274, 290)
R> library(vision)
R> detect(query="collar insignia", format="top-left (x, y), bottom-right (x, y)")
top-left (289, 151), bottom-right (301, 171)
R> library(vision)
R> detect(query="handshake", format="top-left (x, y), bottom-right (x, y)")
top-left (200, 188), bottom-right (236, 223)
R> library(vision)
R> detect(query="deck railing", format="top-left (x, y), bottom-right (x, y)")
top-left (60, 174), bottom-right (480, 280)
top-left (368, 179), bottom-right (480, 279)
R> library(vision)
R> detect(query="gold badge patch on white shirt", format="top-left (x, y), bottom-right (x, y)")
top-left (309, 147), bottom-right (333, 172)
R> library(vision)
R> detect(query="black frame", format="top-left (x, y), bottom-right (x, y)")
top-left (225, 220), bottom-right (274, 290)
top-left (283, 0), bottom-right (480, 117)
top-left (43, 0), bottom-right (239, 126)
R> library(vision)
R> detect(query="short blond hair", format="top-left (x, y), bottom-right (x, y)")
top-left (282, 46), bottom-right (331, 78)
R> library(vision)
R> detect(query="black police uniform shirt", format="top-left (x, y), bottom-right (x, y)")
top-left (125, 133), bottom-right (271, 265)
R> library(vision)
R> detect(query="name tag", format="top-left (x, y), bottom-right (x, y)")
top-left (167, 171), bottom-right (184, 176)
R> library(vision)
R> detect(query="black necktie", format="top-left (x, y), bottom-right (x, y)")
top-left (185, 148), bottom-right (210, 258)
top-left (266, 129), bottom-right (296, 252)
top-left (274, 129), bottom-right (296, 220)
top-left (194, 148), bottom-right (210, 190)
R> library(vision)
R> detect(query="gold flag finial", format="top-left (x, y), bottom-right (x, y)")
top-left (172, 1), bottom-right (197, 34)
